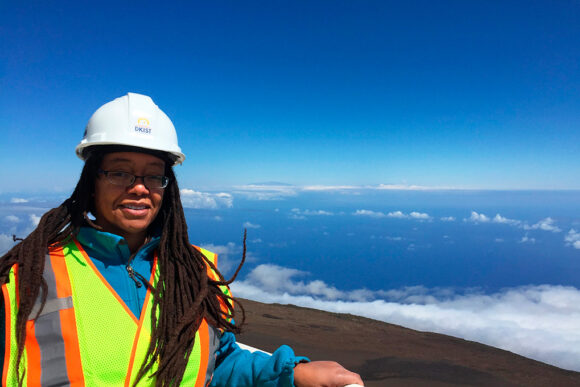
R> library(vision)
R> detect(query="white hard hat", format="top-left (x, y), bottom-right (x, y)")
top-left (76, 93), bottom-right (185, 165)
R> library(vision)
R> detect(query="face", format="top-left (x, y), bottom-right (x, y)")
top-left (93, 152), bottom-right (166, 240)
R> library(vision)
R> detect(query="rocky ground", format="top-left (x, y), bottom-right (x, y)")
top-left (236, 298), bottom-right (580, 387)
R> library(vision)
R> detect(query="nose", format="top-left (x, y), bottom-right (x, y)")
top-left (127, 177), bottom-right (150, 194)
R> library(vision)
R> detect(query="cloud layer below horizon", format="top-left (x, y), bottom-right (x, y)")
top-left (232, 263), bottom-right (580, 372)
top-left (2, 189), bottom-right (578, 372)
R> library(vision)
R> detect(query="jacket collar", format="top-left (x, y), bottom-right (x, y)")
top-left (76, 226), bottom-right (160, 265)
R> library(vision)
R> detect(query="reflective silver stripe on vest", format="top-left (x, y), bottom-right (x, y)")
top-left (31, 296), bottom-right (73, 318)
top-left (28, 254), bottom-right (73, 386)
top-left (204, 326), bottom-right (221, 386)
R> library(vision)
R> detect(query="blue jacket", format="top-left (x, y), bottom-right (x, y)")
top-left (0, 227), bottom-right (309, 386)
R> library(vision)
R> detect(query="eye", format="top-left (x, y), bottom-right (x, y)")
top-left (109, 171), bottom-right (130, 178)
top-left (104, 171), bottom-right (134, 186)
top-left (144, 175), bottom-right (169, 188)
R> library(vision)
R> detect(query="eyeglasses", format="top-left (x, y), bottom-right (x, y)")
top-left (98, 169), bottom-right (170, 189)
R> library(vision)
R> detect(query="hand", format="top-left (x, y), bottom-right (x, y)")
top-left (293, 361), bottom-right (364, 387)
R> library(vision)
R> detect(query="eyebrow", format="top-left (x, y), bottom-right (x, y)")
top-left (105, 158), bottom-right (166, 168)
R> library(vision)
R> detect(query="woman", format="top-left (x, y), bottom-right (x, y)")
top-left (0, 93), bottom-right (364, 386)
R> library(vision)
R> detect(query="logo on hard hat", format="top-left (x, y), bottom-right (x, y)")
top-left (134, 117), bottom-right (152, 134)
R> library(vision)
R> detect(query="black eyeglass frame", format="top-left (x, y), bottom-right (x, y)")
top-left (97, 169), bottom-right (170, 189)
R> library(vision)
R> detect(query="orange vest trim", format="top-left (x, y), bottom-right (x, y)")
top-left (124, 256), bottom-right (158, 387)
top-left (2, 266), bottom-right (16, 386)
top-left (194, 319), bottom-right (210, 387)
top-left (73, 240), bottom-right (139, 324)
top-left (50, 245), bottom-right (85, 386)
top-left (2, 241), bottom-right (226, 386)
top-left (23, 320), bottom-right (41, 385)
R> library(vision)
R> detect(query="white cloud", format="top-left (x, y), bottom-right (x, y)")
top-left (301, 184), bottom-right (456, 192)
top-left (463, 212), bottom-right (564, 236)
top-left (495, 238), bottom-right (504, 243)
top-left (354, 210), bottom-right (430, 221)
top-left (464, 212), bottom-right (563, 235)
top-left (233, 184), bottom-right (298, 200)
top-left (565, 229), bottom-right (580, 250)
top-left (441, 216), bottom-right (455, 222)
top-left (235, 264), bottom-right (366, 301)
top-left (519, 234), bottom-right (536, 244)
top-left (409, 211), bottom-right (431, 220)
top-left (241, 264), bottom-right (345, 300)
top-left (466, 211), bottom-right (490, 223)
top-left (180, 189), bottom-right (233, 209)
top-left (232, 268), bottom-right (580, 372)
top-left (291, 208), bottom-right (334, 216)
top-left (492, 214), bottom-right (521, 226)
top-left (243, 222), bottom-right (261, 229)
top-left (302, 185), bottom-right (359, 191)
top-left (10, 198), bottom-right (28, 203)
top-left (387, 210), bottom-right (430, 220)
top-left (353, 209), bottom-right (386, 218)
top-left (199, 242), bottom-right (253, 277)
top-left (376, 184), bottom-right (435, 190)
top-left (524, 217), bottom-right (562, 233)
top-left (268, 242), bottom-right (288, 248)
top-left (0, 234), bottom-right (15, 255)
top-left (5, 215), bottom-right (19, 223)
top-left (29, 214), bottom-right (41, 227)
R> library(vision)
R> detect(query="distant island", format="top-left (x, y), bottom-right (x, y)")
top-left (246, 182), bottom-right (295, 186)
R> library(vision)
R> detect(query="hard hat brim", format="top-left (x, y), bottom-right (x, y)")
top-left (76, 142), bottom-right (185, 166)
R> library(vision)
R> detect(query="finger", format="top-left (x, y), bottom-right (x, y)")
top-left (339, 371), bottom-right (364, 387)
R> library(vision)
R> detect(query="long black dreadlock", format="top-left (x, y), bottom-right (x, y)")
top-left (0, 149), bottom-right (246, 386)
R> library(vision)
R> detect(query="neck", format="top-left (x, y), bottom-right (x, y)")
top-left (125, 232), bottom-right (149, 254)
top-left (89, 218), bottom-right (151, 255)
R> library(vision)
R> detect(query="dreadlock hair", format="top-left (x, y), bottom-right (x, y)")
top-left (0, 148), bottom-right (245, 386)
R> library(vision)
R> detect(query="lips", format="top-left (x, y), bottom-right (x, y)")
top-left (122, 204), bottom-right (149, 210)
top-left (119, 203), bottom-right (151, 216)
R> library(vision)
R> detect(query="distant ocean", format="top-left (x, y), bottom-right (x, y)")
top-left (181, 188), bottom-right (580, 290)
top-left (2, 187), bottom-right (580, 371)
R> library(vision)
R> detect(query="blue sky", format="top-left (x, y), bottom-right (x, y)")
top-left (1, 2), bottom-right (580, 370)
top-left (1, 1), bottom-right (579, 192)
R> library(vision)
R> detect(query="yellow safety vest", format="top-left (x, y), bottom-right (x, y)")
top-left (2, 239), bottom-right (230, 386)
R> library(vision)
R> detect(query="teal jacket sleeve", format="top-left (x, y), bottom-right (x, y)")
top-left (210, 331), bottom-right (310, 387)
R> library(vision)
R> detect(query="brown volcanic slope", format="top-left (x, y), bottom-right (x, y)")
top-left (236, 299), bottom-right (580, 387)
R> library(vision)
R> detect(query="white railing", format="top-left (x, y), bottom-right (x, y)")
top-left (237, 342), bottom-right (271, 354)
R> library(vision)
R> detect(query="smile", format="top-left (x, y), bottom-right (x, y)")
top-left (122, 204), bottom-right (149, 210)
